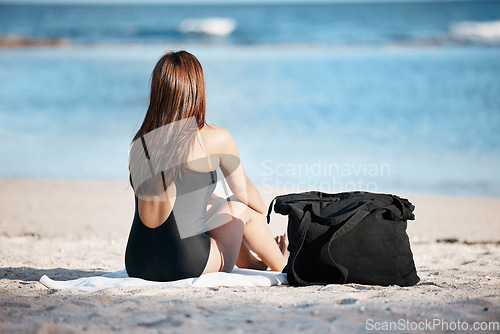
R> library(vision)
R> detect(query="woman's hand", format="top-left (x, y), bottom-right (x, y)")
top-left (274, 232), bottom-right (289, 259)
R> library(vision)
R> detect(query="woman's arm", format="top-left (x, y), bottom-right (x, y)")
top-left (216, 128), bottom-right (266, 215)
top-left (243, 173), bottom-right (266, 214)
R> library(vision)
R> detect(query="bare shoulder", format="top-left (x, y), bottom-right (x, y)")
top-left (200, 125), bottom-right (241, 174)
top-left (200, 124), bottom-right (232, 140)
top-left (199, 124), bottom-right (235, 152)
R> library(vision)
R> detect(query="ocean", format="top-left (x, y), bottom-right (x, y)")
top-left (0, 1), bottom-right (499, 197)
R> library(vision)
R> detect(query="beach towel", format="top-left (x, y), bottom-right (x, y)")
top-left (39, 267), bottom-right (288, 291)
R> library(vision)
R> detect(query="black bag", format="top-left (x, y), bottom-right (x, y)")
top-left (267, 191), bottom-right (419, 287)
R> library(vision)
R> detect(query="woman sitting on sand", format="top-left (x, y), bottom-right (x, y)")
top-left (125, 50), bottom-right (288, 282)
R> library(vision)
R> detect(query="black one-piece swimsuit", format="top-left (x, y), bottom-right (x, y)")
top-left (125, 169), bottom-right (217, 282)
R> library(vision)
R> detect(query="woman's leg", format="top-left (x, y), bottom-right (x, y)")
top-left (202, 196), bottom-right (287, 274)
top-left (204, 196), bottom-right (264, 271)
top-left (202, 199), bottom-right (246, 273)
top-left (240, 205), bottom-right (287, 272)
top-left (235, 241), bottom-right (268, 270)
top-left (202, 214), bottom-right (245, 273)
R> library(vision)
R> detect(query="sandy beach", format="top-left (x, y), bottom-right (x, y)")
top-left (0, 179), bottom-right (499, 333)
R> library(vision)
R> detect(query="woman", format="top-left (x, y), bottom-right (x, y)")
top-left (125, 50), bottom-right (288, 282)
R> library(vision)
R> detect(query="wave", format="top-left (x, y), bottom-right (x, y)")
top-left (449, 20), bottom-right (500, 46)
top-left (179, 18), bottom-right (237, 37)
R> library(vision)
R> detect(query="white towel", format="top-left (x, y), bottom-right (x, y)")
top-left (39, 267), bottom-right (288, 291)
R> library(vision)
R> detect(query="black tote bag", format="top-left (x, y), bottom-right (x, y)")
top-left (267, 191), bottom-right (419, 287)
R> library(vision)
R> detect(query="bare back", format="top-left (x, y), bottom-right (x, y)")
top-left (138, 124), bottom-right (243, 228)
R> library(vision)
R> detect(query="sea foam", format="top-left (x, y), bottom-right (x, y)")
top-left (179, 18), bottom-right (237, 37)
top-left (449, 20), bottom-right (500, 46)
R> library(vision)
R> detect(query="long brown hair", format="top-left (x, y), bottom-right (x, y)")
top-left (129, 50), bottom-right (207, 196)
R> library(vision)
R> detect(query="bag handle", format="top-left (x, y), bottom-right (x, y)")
top-left (266, 194), bottom-right (339, 224)
top-left (286, 209), bottom-right (314, 285)
top-left (330, 205), bottom-right (371, 241)
top-left (288, 202), bottom-right (372, 285)
top-left (266, 196), bottom-right (276, 224)
top-left (287, 206), bottom-right (347, 286)
top-left (310, 201), bottom-right (372, 227)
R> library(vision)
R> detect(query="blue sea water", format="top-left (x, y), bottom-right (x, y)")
top-left (0, 1), bottom-right (499, 197)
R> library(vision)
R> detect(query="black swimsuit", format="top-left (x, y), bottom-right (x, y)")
top-left (125, 169), bottom-right (217, 282)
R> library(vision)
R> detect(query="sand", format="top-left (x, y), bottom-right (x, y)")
top-left (1, 179), bottom-right (499, 333)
